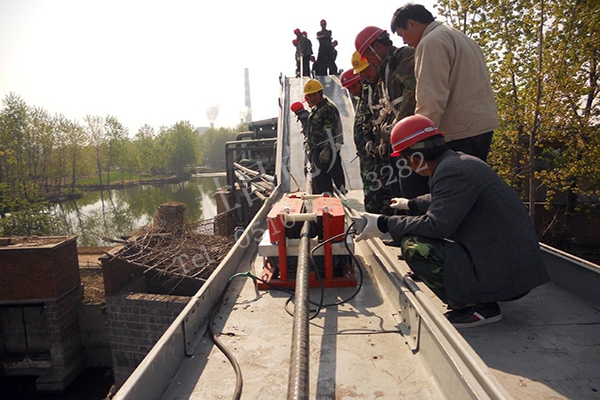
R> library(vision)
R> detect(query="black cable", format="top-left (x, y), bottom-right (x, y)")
top-left (207, 275), bottom-right (248, 400)
top-left (284, 221), bottom-right (365, 318)
top-left (309, 222), bottom-right (364, 308)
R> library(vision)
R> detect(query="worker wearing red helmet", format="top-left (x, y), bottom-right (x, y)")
top-left (351, 52), bottom-right (393, 215)
top-left (314, 19), bottom-right (337, 76)
top-left (355, 115), bottom-right (550, 328)
top-left (340, 69), bottom-right (361, 97)
top-left (290, 101), bottom-right (311, 171)
top-left (294, 28), bottom-right (313, 78)
top-left (390, 4), bottom-right (499, 161)
top-left (290, 101), bottom-right (309, 138)
top-left (355, 25), bottom-right (429, 203)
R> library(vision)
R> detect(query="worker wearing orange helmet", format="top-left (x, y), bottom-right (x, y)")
top-left (354, 115), bottom-right (549, 328)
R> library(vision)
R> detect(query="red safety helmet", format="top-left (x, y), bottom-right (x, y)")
top-left (290, 101), bottom-right (304, 113)
top-left (292, 39), bottom-right (298, 46)
top-left (340, 69), bottom-right (361, 89)
top-left (390, 115), bottom-right (445, 157)
top-left (355, 26), bottom-right (386, 56)
top-left (302, 31), bottom-right (307, 36)
top-left (294, 28), bottom-right (301, 34)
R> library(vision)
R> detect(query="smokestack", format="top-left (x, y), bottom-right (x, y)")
top-left (206, 104), bottom-right (220, 128)
top-left (244, 68), bottom-right (252, 123)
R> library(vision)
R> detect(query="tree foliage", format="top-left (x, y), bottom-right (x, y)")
top-left (199, 125), bottom-right (246, 169)
top-left (0, 92), bottom-right (249, 220)
top-left (436, 0), bottom-right (600, 210)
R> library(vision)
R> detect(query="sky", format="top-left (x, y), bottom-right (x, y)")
top-left (0, 0), bottom-right (436, 134)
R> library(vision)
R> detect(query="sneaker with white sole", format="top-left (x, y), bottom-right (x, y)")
top-left (445, 303), bottom-right (502, 328)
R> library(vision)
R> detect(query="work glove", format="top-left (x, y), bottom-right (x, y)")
top-left (355, 212), bottom-right (384, 242)
top-left (365, 140), bottom-right (375, 157)
top-left (377, 141), bottom-right (389, 158)
top-left (390, 197), bottom-right (410, 210)
top-left (319, 147), bottom-right (331, 163)
top-left (335, 142), bottom-right (343, 152)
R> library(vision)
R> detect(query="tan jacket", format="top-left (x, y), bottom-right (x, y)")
top-left (415, 22), bottom-right (499, 142)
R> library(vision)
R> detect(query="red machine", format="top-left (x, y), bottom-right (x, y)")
top-left (257, 195), bottom-right (356, 289)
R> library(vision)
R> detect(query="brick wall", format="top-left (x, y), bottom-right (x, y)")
top-left (0, 237), bottom-right (80, 301)
top-left (45, 285), bottom-right (85, 370)
top-left (106, 291), bottom-right (189, 387)
top-left (78, 304), bottom-right (112, 366)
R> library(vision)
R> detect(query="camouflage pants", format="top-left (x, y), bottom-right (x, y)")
top-left (361, 157), bottom-right (393, 215)
top-left (400, 235), bottom-right (471, 309)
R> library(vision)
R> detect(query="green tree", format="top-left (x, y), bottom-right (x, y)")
top-left (84, 115), bottom-right (106, 186)
top-left (199, 126), bottom-right (240, 169)
top-left (65, 121), bottom-right (87, 194)
top-left (0, 182), bottom-right (63, 236)
top-left (134, 124), bottom-right (158, 174)
top-left (436, 0), bottom-right (600, 215)
top-left (104, 115), bottom-right (129, 186)
top-left (164, 121), bottom-right (199, 174)
top-left (0, 93), bottom-right (28, 197)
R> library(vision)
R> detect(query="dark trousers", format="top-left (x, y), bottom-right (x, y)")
top-left (301, 56), bottom-right (311, 77)
top-left (447, 131), bottom-right (493, 162)
top-left (315, 44), bottom-right (336, 75)
top-left (310, 148), bottom-right (345, 194)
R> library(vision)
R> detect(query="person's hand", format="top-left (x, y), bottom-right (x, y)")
top-left (310, 55), bottom-right (315, 62)
top-left (365, 140), bottom-right (375, 156)
top-left (390, 197), bottom-right (409, 210)
top-left (335, 142), bottom-right (343, 152)
top-left (377, 141), bottom-right (389, 158)
top-left (355, 212), bottom-right (384, 242)
top-left (319, 147), bottom-right (331, 163)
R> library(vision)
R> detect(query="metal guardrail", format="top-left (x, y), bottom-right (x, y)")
top-left (540, 243), bottom-right (600, 307)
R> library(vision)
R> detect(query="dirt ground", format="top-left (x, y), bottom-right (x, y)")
top-left (78, 247), bottom-right (111, 305)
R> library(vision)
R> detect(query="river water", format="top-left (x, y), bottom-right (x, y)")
top-left (50, 174), bottom-right (226, 247)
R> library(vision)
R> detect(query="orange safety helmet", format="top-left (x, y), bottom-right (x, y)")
top-left (355, 26), bottom-right (386, 56)
top-left (290, 101), bottom-right (304, 113)
top-left (340, 69), bottom-right (361, 89)
top-left (390, 115), bottom-right (445, 157)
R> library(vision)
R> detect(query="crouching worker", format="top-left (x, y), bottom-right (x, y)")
top-left (355, 115), bottom-right (549, 328)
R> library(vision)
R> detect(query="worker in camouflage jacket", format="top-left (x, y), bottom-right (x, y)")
top-left (355, 26), bottom-right (429, 201)
top-left (303, 79), bottom-right (345, 194)
top-left (349, 52), bottom-right (392, 214)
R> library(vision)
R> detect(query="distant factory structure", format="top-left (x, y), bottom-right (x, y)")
top-left (204, 68), bottom-right (252, 128)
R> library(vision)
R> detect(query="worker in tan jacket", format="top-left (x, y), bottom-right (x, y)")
top-left (391, 4), bottom-right (499, 161)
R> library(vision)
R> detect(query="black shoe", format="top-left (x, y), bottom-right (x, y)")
top-left (382, 238), bottom-right (403, 248)
top-left (444, 303), bottom-right (502, 328)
